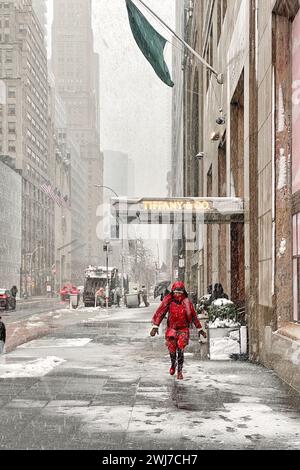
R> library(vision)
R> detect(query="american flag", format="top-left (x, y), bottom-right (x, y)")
top-left (41, 182), bottom-right (63, 207)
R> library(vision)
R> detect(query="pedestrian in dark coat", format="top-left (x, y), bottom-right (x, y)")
top-left (210, 283), bottom-right (229, 303)
top-left (150, 281), bottom-right (206, 380)
top-left (0, 317), bottom-right (6, 354)
top-left (11, 286), bottom-right (18, 297)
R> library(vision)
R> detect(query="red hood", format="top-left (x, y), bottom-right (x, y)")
top-left (171, 281), bottom-right (185, 291)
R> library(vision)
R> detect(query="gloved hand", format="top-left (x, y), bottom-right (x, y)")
top-left (198, 329), bottom-right (207, 339)
top-left (150, 327), bottom-right (159, 337)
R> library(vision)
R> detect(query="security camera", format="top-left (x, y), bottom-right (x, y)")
top-left (216, 116), bottom-right (226, 125)
top-left (195, 152), bottom-right (204, 160)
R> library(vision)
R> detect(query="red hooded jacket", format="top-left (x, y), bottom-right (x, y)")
top-left (152, 282), bottom-right (202, 339)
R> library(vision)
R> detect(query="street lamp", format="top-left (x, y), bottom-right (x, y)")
top-left (103, 239), bottom-right (111, 308)
top-left (94, 185), bottom-right (125, 303)
top-left (94, 185), bottom-right (118, 198)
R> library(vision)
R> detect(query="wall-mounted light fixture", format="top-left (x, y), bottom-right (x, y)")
top-left (210, 131), bottom-right (220, 142)
top-left (216, 108), bottom-right (226, 125)
top-left (216, 116), bottom-right (226, 125)
top-left (195, 152), bottom-right (205, 161)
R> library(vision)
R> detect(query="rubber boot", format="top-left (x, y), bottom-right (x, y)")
top-left (177, 349), bottom-right (184, 379)
top-left (169, 352), bottom-right (177, 376)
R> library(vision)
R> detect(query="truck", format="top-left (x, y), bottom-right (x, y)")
top-left (83, 265), bottom-right (119, 307)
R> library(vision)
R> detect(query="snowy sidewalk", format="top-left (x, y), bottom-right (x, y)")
top-left (0, 305), bottom-right (300, 450)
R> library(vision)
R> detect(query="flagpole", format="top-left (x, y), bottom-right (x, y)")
top-left (134, 0), bottom-right (224, 85)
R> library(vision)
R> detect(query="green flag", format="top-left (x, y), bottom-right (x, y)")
top-left (126, 0), bottom-right (174, 87)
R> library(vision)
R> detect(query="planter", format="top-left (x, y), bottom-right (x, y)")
top-left (208, 324), bottom-right (248, 360)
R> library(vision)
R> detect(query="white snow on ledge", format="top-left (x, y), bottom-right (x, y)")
top-left (18, 338), bottom-right (92, 349)
top-left (0, 356), bottom-right (65, 378)
top-left (209, 318), bottom-right (240, 328)
top-left (212, 298), bottom-right (234, 307)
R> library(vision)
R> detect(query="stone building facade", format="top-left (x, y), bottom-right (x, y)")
top-left (177, 0), bottom-right (300, 390)
top-left (0, 0), bottom-right (54, 295)
top-left (0, 159), bottom-right (21, 288)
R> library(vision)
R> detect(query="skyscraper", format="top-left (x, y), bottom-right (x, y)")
top-left (0, 0), bottom-right (54, 295)
top-left (32, 0), bottom-right (47, 36)
top-left (52, 0), bottom-right (103, 271)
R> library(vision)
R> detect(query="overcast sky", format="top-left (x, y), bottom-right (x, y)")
top-left (47, 0), bottom-right (175, 264)
top-left (92, 0), bottom-right (175, 197)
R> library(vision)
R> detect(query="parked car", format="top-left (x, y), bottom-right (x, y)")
top-left (0, 289), bottom-right (16, 311)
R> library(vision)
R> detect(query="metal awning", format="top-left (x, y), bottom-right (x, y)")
top-left (110, 197), bottom-right (244, 225)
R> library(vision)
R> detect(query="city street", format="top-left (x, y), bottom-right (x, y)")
top-left (2, 297), bottom-right (64, 324)
top-left (0, 302), bottom-right (300, 450)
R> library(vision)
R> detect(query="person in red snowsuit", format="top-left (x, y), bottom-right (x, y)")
top-left (150, 281), bottom-right (206, 380)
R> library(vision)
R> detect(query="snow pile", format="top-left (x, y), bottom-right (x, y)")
top-left (212, 298), bottom-right (234, 307)
top-left (77, 307), bottom-right (101, 313)
top-left (209, 318), bottom-right (240, 328)
top-left (0, 356), bottom-right (65, 378)
top-left (210, 337), bottom-right (240, 360)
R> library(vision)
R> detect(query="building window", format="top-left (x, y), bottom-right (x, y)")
top-left (8, 86), bottom-right (15, 98)
top-left (8, 141), bottom-right (15, 152)
top-left (5, 49), bottom-right (12, 63)
top-left (8, 122), bottom-right (15, 133)
top-left (293, 213), bottom-right (300, 322)
top-left (8, 104), bottom-right (15, 115)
